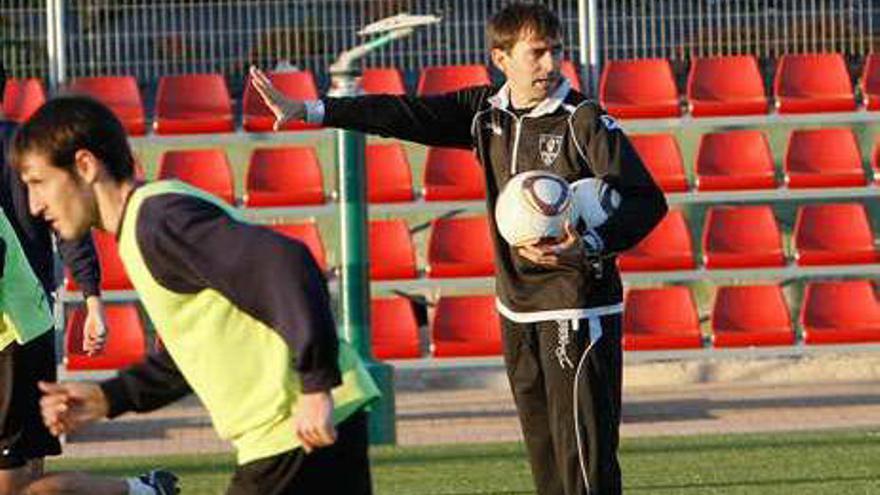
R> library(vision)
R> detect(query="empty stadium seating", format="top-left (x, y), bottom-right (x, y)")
top-left (65, 303), bottom-right (147, 370)
top-left (427, 216), bottom-right (495, 278)
top-left (158, 149), bottom-right (235, 204)
top-left (423, 147), bottom-right (487, 201)
top-left (2, 78), bottom-right (46, 123)
top-left (369, 219), bottom-right (417, 280)
top-left (695, 130), bottom-right (777, 190)
top-left (801, 279), bottom-right (879, 344)
top-left (67, 76), bottom-right (146, 135)
top-left (623, 286), bottom-right (703, 350)
top-left (774, 53), bottom-right (856, 114)
top-left (65, 230), bottom-right (132, 292)
top-left (267, 221), bottom-right (329, 272)
top-left (711, 285), bottom-right (795, 347)
top-left (784, 128), bottom-right (867, 188)
top-left (361, 67), bottom-right (406, 95)
top-left (242, 70), bottom-right (321, 132)
top-left (371, 297), bottom-right (421, 359)
top-left (794, 203), bottom-right (877, 265)
top-left (245, 146), bottom-right (326, 207)
top-left (366, 143), bottom-right (414, 203)
top-left (599, 58), bottom-right (681, 118)
top-left (154, 73), bottom-right (234, 134)
top-left (432, 295), bottom-right (502, 357)
top-left (628, 133), bottom-right (689, 192)
top-left (618, 210), bottom-right (695, 271)
top-left (417, 65), bottom-right (491, 96)
top-left (687, 55), bottom-right (768, 117)
top-left (702, 205), bottom-right (786, 268)
top-left (861, 53), bottom-right (880, 110)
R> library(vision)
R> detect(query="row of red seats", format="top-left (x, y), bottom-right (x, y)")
top-left (7, 52), bottom-right (877, 133)
top-left (603, 52), bottom-right (880, 118)
top-left (64, 279), bottom-right (879, 369)
top-left (1, 62), bottom-right (578, 133)
top-left (65, 202), bottom-right (876, 293)
top-left (154, 145), bottom-right (486, 206)
top-left (143, 133), bottom-right (880, 211)
top-left (632, 129), bottom-right (880, 192)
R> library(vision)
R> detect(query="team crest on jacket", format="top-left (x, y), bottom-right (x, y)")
top-left (538, 134), bottom-right (563, 166)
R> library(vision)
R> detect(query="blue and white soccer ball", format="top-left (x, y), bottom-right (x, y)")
top-left (495, 170), bottom-right (573, 247)
top-left (568, 177), bottom-right (621, 232)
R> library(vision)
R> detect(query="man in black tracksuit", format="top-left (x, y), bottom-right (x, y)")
top-left (0, 64), bottom-right (106, 495)
top-left (252, 3), bottom-right (667, 494)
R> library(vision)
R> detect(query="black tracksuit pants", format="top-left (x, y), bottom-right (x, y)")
top-left (502, 313), bottom-right (623, 495)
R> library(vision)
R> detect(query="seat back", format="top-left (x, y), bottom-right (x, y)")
top-left (369, 219), bottom-right (417, 280)
top-left (158, 149), bottom-right (235, 204)
top-left (154, 73), bottom-right (233, 134)
top-left (65, 303), bottom-right (147, 370)
top-left (67, 76), bottom-right (146, 135)
top-left (628, 134), bottom-right (689, 192)
top-left (371, 297), bottom-right (421, 359)
top-left (599, 58), bottom-right (680, 118)
top-left (794, 203), bottom-right (877, 265)
top-left (417, 65), bottom-right (491, 96)
top-left (267, 222), bottom-right (329, 272)
top-left (246, 146), bottom-right (325, 206)
top-left (361, 68), bottom-right (406, 95)
top-left (618, 210), bottom-right (695, 271)
top-left (366, 143), bottom-right (414, 203)
top-left (801, 280), bottom-right (880, 344)
top-left (862, 53), bottom-right (880, 110)
top-left (432, 295), bottom-right (501, 357)
top-left (695, 130), bottom-right (776, 190)
top-left (702, 205), bottom-right (785, 268)
top-left (3, 78), bottom-right (46, 123)
top-left (623, 287), bottom-right (702, 350)
top-left (711, 285), bottom-right (794, 347)
top-left (427, 216), bottom-right (495, 278)
top-left (784, 128), bottom-right (866, 188)
top-left (423, 147), bottom-right (486, 200)
top-left (774, 53), bottom-right (856, 113)
top-left (687, 55), bottom-right (767, 116)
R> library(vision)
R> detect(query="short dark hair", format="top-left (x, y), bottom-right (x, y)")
top-left (10, 96), bottom-right (134, 182)
top-left (487, 2), bottom-right (561, 52)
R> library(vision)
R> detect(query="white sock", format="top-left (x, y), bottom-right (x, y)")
top-left (126, 477), bottom-right (157, 495)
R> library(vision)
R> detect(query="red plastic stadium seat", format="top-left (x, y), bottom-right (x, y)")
top-left (66, 230), bottom-right (132, 292)
top-left (702, 205), bottom-right (785, 269)
top-left (687, 55), bottom-right (767, 117)
top-left (243, 70), bottom-right (321, 132)
top-left (366, 143), bottom-right (414, 203)
top-left (863, 53), bottom-right (880, 110)
top-left (67, 76), bottom-right (146, 135)
top-left (784, 128), bottom-right (866, 188)
top-left (158, 149), bottom-right (235, 204)
top-left (267, 222), bottom-right (328, 272)
top-left (711, 285), bottom-right (795, 348)
top-left (369, 219), bottom-right (417, 280)
top-left (432, 295), bottom-right (501, 357)
top-left (618, 210), bottom-right (695, 271)
top-left (361, 68), bottom-right (406, 95)
top-left (427, 216), bottom-right (495, 278)
top-left (628, 134), bottom-right (689, 192)
top-left (2, 78), bottom-right (46, 123)
top-left (417, 65), bottom-right (491, 96)
top-left (774, 53), bottom-right (856, 114)
top-left (794, 203), bottom-right (877, 266)
top-left (623, 287), bottom-right (702, 351)
top-left (599, 58), bottom-right (681, 119)
top-left (695, 130), bottom-right (776, 191)
top-left (371, 297), bottom-right (421, 359)
top-left (801, 280), bottom-right (880, 344)
top-left (423, 147), bottom-right (486, 201)
top-left (154, 73), bottom-right (233, 134)
top-left (561, 60), bottom-right (581, 92)
top-left (245, 146), bottom-right (326, 207)
top-left (873, 141), bottom-right (880, 183)
top-left (65, 303), bottom-right (147, 370)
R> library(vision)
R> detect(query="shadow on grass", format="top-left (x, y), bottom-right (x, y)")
top-left (622, 429), bottom-right (880, 455)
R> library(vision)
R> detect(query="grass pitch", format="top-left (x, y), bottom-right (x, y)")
top-left (48, 428), bottom-right (880, 494)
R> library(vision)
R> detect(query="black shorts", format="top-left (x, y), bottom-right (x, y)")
top-left (226, 411), bottom-right (372, 495)
top-left (0, 330), bottom-right (61, 469)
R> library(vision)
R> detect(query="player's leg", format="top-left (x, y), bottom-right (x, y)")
top-left (539, 315), bottom-right (622, 495)
top-left (226, 410), bottom-right (372, 495)
top-left (501, 318), bottom-right (565, 495)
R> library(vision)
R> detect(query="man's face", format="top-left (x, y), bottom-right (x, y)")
top-left (19, 151), bottom-right (96, 240)
top-left (493, 31), bottom-right (563, 107)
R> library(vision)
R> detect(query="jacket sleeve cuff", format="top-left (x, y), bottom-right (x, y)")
top-left (299, 367), bottom-right (342, 394)
top-left (304, 100), bottom-right (325, 124)
top-left (99, 379), bottom-right (136, 419)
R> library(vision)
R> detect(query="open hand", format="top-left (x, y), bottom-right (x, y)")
top-left (249, 66), bottom-right (307, 131)
top-left (515, 222), bottom-right (583, 267)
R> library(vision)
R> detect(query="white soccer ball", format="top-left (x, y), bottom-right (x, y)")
top-left (569, 177), bottom-right (621, 231)
top-left (495, 170), bottom-right (573, 247)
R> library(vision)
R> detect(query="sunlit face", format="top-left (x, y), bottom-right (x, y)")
top-left (492, 31), bottom-right (563, 108)
top-left (18, 151), bottom-right (97, 241)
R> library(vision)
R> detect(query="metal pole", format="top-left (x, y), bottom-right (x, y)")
top-left (47, 0), bottom-right (67, 89)
top-left (580, 0), bottom-right (601, 98)
top-left (331, 64), bottom-right (396, 446)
